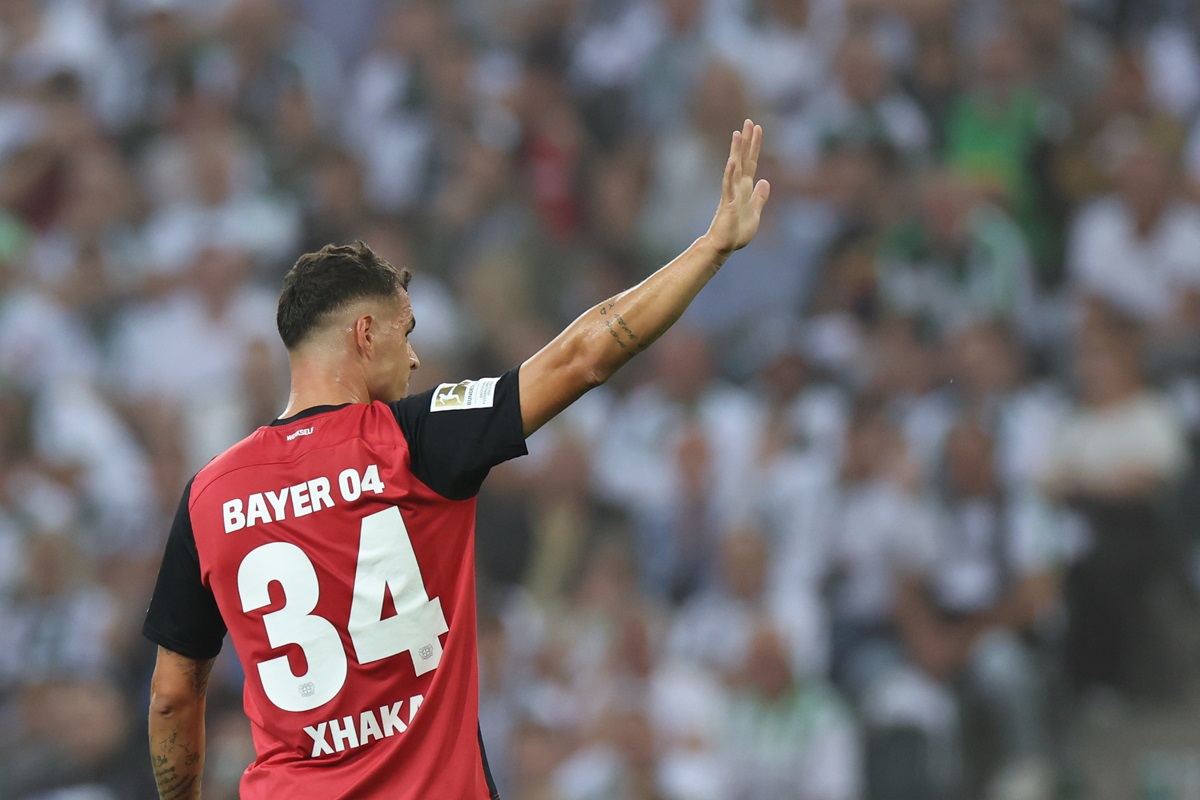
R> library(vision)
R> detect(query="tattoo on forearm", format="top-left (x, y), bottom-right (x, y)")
top-left (600, 307), bottom-right (645, 352)
top-left (152, 721), bottom-right (202, 800)
top-left (605, 321), bottom-right (629, 349)
top-left (614, 314), bottom-right (640, 343)
top-left (188, 659), bottom-right (214, 694)
top-left (153, 762), bottom-right (198, 800)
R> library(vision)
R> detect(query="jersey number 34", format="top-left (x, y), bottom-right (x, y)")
top-left (237, 506), bottom-right (448, 712)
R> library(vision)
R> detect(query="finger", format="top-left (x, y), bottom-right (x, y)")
top-left (722, 152), bottom-right (736, 203)
top-left (740, 119), bottom-right (753, 164)
top-left (751, 179), bottom-right (771, 214)
top-left (747, 124), bottom-right (763, 180)
top-left (731, 131), bottom-right (744, 186)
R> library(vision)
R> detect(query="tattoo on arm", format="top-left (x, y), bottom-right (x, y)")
top-left (153, 761), bottom-right (198, 800)
top-left (152, 723), bottom-right (202, 800)
top-left (149, 652), bottom-right (213, 800)
top-left (600, 307), bottom-right (645, 352)
top-left (613, 314), bottom-right (641, 344)
top-left (604, 320), bottom-right (629, 350)
top-left (187, 659), bottom-right (214, 695)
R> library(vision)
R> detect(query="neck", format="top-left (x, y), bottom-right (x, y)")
top-left (280, 350), bottom-right (371, 418)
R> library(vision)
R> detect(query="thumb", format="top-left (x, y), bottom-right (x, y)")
top-left (751, 179), bottom-right (771, 214)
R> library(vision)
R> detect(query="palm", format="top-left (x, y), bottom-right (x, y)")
top-left (708, 119), bottom-right (771, 256)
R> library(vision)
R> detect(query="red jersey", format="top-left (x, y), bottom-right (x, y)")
top-left (144, 370), bottom-right (526, 799)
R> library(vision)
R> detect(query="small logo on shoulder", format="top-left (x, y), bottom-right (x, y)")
top-left (286, 426), bottom-right (315, 441)
top-left (430, 377), bottom-right (499, 412)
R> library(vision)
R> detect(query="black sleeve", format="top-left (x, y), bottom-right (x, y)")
top-left (389, 366), bottom-right (528, 500)
top-left (143, 477), bottom-right (227, 660)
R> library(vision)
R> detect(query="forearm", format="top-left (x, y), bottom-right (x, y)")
top-left (578, 235), bottom-right (729, 379)
top-left (519, 237), bottom-right (730, 435)
top-left (519, 120), bottom-right (767, 435)
top-left (149, 698), bottom-right (206, 800)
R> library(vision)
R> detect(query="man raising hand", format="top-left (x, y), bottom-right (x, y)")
top-left (144, 121), bottom-right (769, 800)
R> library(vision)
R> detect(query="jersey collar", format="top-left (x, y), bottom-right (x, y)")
top-left (270, 404), bottom-right (353, 427)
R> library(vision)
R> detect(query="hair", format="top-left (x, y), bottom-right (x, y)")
top-left (276, 242), bottom-right (411, 350)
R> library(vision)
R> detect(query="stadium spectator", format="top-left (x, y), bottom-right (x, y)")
top-left (942, 320), bottom-right (1067, 491)
top-left (896, 415), bottom-right (1061, 799)
top-left (199, 0), bottom-right (342, 129)
top-left (1006, 0), bottom-right (1112, 117)
top-left (943, 24), bottom-right (1063, 274)
top-left (878, 169), bottom-right (1037, 337)
top-left (627, 0), bottom-right (711, 134)
top-left (1043, 315), bottom-right (1189, 699)
top-left (108, 246), bottom-right (282, 472)
top-left (710, 0), bottom-right (844, 113)
top-left (781, 32), bottom-right (931, 173)
top-left (669, 526), bottom-right (824, 679)
top-left (1060, 49), bottom-right (1187, 204)
top-left (721, 623), bottom-right (861, 800)
top-left (592, 326), bottom-right (764, 603)
top-left (642, 60), bottom-right (754, 259)
top-left (784, 398), bottom-right (955, 800)
top-left (1066, 136), bottom-right (1200, 325)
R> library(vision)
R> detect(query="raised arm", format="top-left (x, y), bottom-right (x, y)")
top-left (149, 646), bottom-right (214, 800)
top-left (519, 119), bottom-right (771, 435)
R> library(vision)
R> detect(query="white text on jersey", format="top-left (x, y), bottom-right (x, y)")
top-left (303, 694), bottom-right (424, 758)
top-left (222, 464), bottom-right (387, 534)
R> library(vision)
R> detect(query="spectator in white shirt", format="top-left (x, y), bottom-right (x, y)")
top-left (895, 416), bottom-right (1061, 800)
top-left (1067, 139), bottom-right (1200, 325)
top-left (1043, 314), bottom-right (1188, 698)
top-left (780, 32), bottom-right (931, 173)
top-left (783, 396), bottom-right (955, 800)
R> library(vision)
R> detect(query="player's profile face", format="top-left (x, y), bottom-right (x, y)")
top-left (369, 289), bottom-right (419, 402)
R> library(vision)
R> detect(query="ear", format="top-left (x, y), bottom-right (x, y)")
top-left (353, 313), bottom-right (375, 356)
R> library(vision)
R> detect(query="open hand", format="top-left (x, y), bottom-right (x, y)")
top-left (706, 119), bottom-right (771, 256)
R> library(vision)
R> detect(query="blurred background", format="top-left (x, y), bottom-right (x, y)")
top-left (3, 0), bottom-right (1200, 798)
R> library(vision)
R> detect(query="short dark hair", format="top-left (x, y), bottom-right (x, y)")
top-left (277, 242), bottom-right (412, 350)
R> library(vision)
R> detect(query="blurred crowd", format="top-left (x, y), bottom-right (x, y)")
top-left (2, 0), bottom-right (1200, 798)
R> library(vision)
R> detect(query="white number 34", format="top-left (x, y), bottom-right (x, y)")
top-left (237, 506), bottom-right (448, 712)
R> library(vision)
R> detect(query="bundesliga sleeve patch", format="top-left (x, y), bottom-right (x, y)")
top-left (430, 377), bottom-right (500, 412)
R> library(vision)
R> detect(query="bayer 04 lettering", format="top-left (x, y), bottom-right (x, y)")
top-left (236, 505), bottom-right (450, 715)
top-left (222, 464), bottom-right (387, 534)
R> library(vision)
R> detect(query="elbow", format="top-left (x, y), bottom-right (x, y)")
top-left (565, 333), bottom-right (615, 391)
top-left (579, 363), bottom-right (610, 391)
top-left (149, 687), bottom-right (186, 719)
top-left (149, 677), bottom-right (202, 720)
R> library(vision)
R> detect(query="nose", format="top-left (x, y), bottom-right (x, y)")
top-left (409, 344), bottom-right (420, 372)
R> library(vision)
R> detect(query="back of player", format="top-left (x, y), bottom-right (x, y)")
top-left (145, 121), bottom-right (769, 800)
top-left (146, 370), bottom-right (525, 799)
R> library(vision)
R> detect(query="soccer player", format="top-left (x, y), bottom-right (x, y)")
top-left (143, 120), bottom-right (770, 799)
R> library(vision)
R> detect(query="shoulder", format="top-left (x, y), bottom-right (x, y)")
top-left (190, 428), bottom-right (269, 506)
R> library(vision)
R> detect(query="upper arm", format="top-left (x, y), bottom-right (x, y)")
top-left (143, 478), bottom-right (227, 660)
top-left (150, 646), bottom-right (215, 709)
top-left (389, 368), bottom-right (528, 498)
top-left (519, 344), bottom-right (599, 437)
